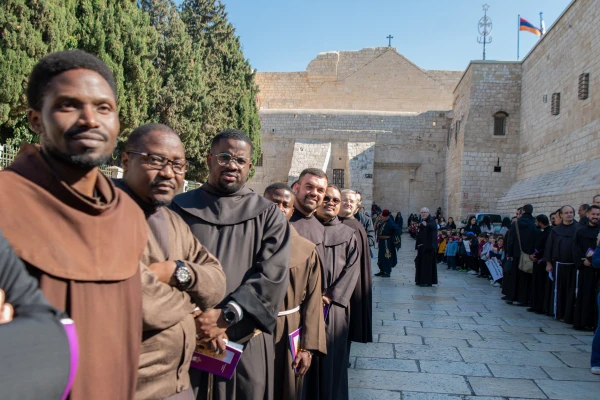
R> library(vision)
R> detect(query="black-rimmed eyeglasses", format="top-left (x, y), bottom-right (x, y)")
top-left (127, 152), bottom-right (187, 175)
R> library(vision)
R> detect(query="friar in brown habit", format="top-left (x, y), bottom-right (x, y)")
top-left (116, 124), bottom-right (227, 400)
top-left (313, 185), bottom-right (360, 400)
top-left (0, 50), bottom-right (147, 399)
top-left (171, 129), bottom-right (291, 400)
top-left (264, 182), bottom-right (327, 400)
top-left (338, 189), bottom-right (373, 349)
top-left (290, 168), bottom-right (329, 260)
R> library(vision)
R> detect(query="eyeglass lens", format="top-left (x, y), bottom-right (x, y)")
top-left (324, 195), bottom-right (341, 204)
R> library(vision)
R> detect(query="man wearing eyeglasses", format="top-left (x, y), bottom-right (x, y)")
top-left (312, 185), bottom-right (360, 400)
top-left (171, 129), bottom-right (290, 400)
top-left (115, 123), bottom-right (227, 400)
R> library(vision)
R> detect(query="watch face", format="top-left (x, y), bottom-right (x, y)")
top-left (176, 266), bottom-right (191, 283)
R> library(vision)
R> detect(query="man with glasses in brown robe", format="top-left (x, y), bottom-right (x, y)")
top-left (0, 50), bottom-right (147, 399)
top-left (312, 185), bottom-right (360, 400)
top-left (116, 124), bottom-right (227, 399)
top-left (171, 129), bottom-right (290, 400)
top-left (264, 182), bottom-right (327, 400)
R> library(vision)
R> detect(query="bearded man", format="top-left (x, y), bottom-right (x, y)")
top-left (415, 207), bottom-right (438, 287)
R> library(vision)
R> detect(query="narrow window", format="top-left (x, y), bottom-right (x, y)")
top-left (578, 73), bottom-right (589, 100)
top-left (493, 111), bottom-right (508, 136)
top-left (447, 125), bottom-right (452, 147)
top-left (551, 93), bottom-right (560, 115)
top-left (455, 120), bottom-right (460, 142)
top-left (333, 169), bottom-right (345, 189)
top-left (255, 153), bottom-right (263, 167)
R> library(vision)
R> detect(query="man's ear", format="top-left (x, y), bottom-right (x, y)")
top-left (27, 109), bottom-right (43, 136)
top-left (121, 151), bottom-right (130, 172)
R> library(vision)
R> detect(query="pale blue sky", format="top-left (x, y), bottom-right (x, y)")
top-left (216, 0), bottom-right (573, 72)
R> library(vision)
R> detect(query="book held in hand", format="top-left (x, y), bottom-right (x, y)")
top-left (190, 339), bottom-right (244, 380)
top-left (288, 327), bottom-right (302, 373)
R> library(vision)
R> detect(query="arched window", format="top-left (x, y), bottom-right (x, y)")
top-left (493, 111), bottom-right (508, 136)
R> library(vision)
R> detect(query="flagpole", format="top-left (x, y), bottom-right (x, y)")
top-left (517, 14), bottom-right (520, 60)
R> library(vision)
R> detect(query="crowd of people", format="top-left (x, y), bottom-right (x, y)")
top-left (0, 50), bottom-right (376, 400)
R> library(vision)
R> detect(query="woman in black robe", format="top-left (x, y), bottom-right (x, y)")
top-left (415, 210), bottom-right (438, 287)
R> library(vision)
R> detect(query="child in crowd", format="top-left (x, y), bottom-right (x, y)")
top-left (489, 236), bottom-right (505, 287)
top-left (478, 235), bottom-right (493, 279)
top-left (445, 235), bottom-right (459, 270)
top-left (437, 231), bottom-right (447, 264)
top-left (458, 234), bottom-right (468, 271)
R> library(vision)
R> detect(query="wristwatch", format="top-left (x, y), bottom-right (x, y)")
top-left (173, 260), bottom-right (192, 290)
top-left (222, 306), bottom-right (241, 325)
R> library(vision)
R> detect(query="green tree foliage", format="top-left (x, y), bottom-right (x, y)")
top-left (181, 0), bottom-right (261, 177)
top-left (0, 0), bottom-right (261, 181)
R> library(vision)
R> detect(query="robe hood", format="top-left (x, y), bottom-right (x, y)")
top-left (320, 216), bottom-right (355, 246)
top-left (172, 182), bottom-right (274, 225)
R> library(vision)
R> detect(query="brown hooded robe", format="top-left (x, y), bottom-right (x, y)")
top-left (0, 145), bottom-right (147, 400)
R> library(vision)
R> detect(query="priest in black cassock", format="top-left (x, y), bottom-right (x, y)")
top-left (544, 205), bottom-right (580, 320)
top-left (415, 207), bottom-right (438, 287)
top-left (572, 205), bottom-right (600, 330)
top-left (376, 210), bottom-right (402, 277)
top-left (313, 185), bottom-right (360, 400)
top-left (171, 129), bottom-right (291, 400)
top-left (528, 214), bottom-right (551, 314)
top-left (339, 190), bottom-right (373, 348)
top-left (290, 168), bottom-right (328, 260)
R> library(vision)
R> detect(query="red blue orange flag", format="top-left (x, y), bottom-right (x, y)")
top-left (519, 18), bottom-right (542, 36)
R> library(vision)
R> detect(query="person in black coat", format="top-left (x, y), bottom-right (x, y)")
top-left (506, 204), bottom-right (537, 306)
top-left (465, 216), bottom-right (481, 236)
top-left (395, 212), bottom-right (404, 231)
top-left (528, 214), bottom-right (551, 313)
top-left (415, 208), bottom-right (438, 286)
top-left (0, 230), bottom-right (76, 400)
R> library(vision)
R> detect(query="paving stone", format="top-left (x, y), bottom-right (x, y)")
top-left (349, 388), bottom-right (401, 400)
top-left (468, 377), bottom-right (547, 398)
top-left (402, 392), bottom-right (461, 400)
top-left (502, 318), bottom-right (549, 328)
top-left (529, 333), bottom-right (583, 344)
top-left (472, 317), bottom-right (508, 325)
top-left (445, 310), bottom-right (482, 317)
top-left (421, 321), bottom-right (462, 329)
top-left (524, 342), bottom-right (582, 352)
top-left (466, 340), bottom-right (525, 351)
top-left (378, 334), bottom-right (424, 345)
top-left (420, 360), bottom-right (491, 376)
top-left (373, 311), bottom-right (396, 320)
top-left (541, 327), bottom-right (588, 335)
top-left (386, 314), bottom-right (436, 322)
top-left (459, 323), bottom-right (505, 332)
top-left (355, 357), bottom-right (418, 372)
top-left (476, 331), bottom-right (539, 343)
top-left (542, 366), bottom-right (600, 381)
top-left (535, 379), bottom-right (600, 400)
top-left (350, 342), bottom-right (396, 358)
top-left (501, 325), bottom-right (545, 334)
top-left (383, 319), bottom-right (424, 328)
top-left (488, 364), bottom-right (549, 379)
top-left (459, 348), bottom-right (564, 367)
top-left (552, 351), bottom-right (591, 368)
top-left (431, 315), bottom-right (477, 324)
top-left (373, 325), bottom-right (408, 335)
top-left (348, 369), bottom-right (471, 394)
top-left (465, 397), bottom-right (504, 400)
top-left (573, 335), bottom-right (594, 345)
top-left (406, 309), bottom-right (449, 316)
top-left (423, 338), bottom-right (471, 348)
top-left (405, 327), bottom-right (482, 340)
top-left (572, 344), bottom-right (591, 353)
top-left (393, 343), bottom-right (463, 362)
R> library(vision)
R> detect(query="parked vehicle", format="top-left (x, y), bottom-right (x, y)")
top-left (460, 213), bottom-right (506, 233)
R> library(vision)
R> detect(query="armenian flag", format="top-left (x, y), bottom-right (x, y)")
top-left (519, 18), bottom-right (542, 36)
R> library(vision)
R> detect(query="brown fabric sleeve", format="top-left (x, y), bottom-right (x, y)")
top-left (300, 249), bottom-right (327, 356)
top-left (140, 262), bottom-right (195, 331)
top-left (325, 233), bottom-right (361, 307)
top-left (175, 216), bottom-right (227, 311)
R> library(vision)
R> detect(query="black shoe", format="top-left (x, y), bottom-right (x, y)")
top-left (505, 300), bottom-right (513, 304)
top-left (375, 272), bottom-right (384, 276)
top-left (382, 273), bottom-right (391, 278)
top-left (526, 308), bottom-right (535, 312)
top-left (515, 302), bottom-right (527, 307)
top-left (501, 296), bottom-right (507, 300)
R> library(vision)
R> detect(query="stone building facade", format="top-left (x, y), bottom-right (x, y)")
top-left (249, 0), bottom-right (600, 221)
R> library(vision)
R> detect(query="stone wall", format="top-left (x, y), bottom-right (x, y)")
top-left (287, 140), bottom-right (331, 185)
top-left (255, 47), bottom-right (462, 112)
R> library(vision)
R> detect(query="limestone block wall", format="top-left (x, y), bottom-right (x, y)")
top-left (287, 140), bottom-right (331, 186)
top-left (518, 0), bottom-right (600, 180)
top-left (446, 62), bottom-right (521, 221)
top-left (255, 47), bottom-right (462, 112)
top-left (496, 158), bottom-right (600, 217)
top-left (250, 109), bottom-right (450, 219)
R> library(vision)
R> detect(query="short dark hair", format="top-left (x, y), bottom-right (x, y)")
top-left (556, 208), bottom-right (562, 215)
top-left (594, 194), bottom-right (600, 201)
top-left (523, 204), bottom-right (534, 214)
top-left (327, 184), bottom-right (340, 194)
top-left (550, 212), bottom-right (556, 217)
top-left (210, 129), bottom-right (253, 154)
top-left (590, 205), bottom-right (600, 211)
top-left (580, 204), bottom-right (591, 211)
top-left (27, 50), bottom-right (117, 111)
top-left (536, 214), bottom-right (550, 226)
top-left (291, 180), bottom-right (299, 189)
top-left (298, 168), bottom-right (328, 183)
top-left (124, 123), bottom-right (177, 152)
top-left (264, 182), bottom-right (292, 195)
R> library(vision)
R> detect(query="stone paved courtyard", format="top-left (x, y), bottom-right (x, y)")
top-left (348, 241), bottom-right (600, 400)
